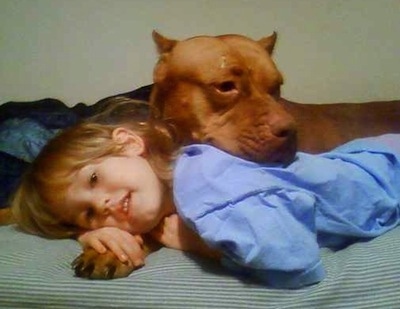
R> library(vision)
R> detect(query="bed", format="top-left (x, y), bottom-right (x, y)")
top-left (1, 86), bottom-right (400, 308)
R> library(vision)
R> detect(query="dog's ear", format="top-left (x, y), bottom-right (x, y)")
top-left (153, 53), bottom-right (169, 84)
top-left (152, 30), bottom-right (178, 54)
top-left (258, 31), bottom-right (278, 55)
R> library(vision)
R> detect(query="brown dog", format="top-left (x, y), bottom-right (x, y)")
top-left (150, 31), bottom-right (400, 162)
top-left (36, 31), bottom-right (400, 279)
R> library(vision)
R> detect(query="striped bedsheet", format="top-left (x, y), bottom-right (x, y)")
top-left (0, 224), bottom-right (399, 309)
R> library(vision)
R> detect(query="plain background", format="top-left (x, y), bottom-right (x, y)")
top-left (1, 0), bottom-right (399, 106)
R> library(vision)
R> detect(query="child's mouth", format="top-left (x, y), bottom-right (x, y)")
top-left (122, 193), bottom-right (131, 214)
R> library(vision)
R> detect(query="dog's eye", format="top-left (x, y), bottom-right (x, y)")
top-left (268, 83), bottom-right (281, 98)
top-left (215, 81), bottom-right (237, 93)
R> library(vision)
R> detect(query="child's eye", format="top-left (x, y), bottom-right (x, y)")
top-left (89, 172), bottom-right (98, 187)
top-left (85, 207), bottom-right (95, 222)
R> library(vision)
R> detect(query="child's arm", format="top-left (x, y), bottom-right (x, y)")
top-left (77, 227), bottom-right (146, 268)
top-left (150, 213), bottom-right (221, 260)
top-left (177, 189), bottom-right (325, 288)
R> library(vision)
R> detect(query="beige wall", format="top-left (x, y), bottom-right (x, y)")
top-left (1, 0), bottom-right (399, 106)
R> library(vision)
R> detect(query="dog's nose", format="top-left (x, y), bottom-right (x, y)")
top-left (271, 120), bottom-right (297, 139)
top-left (274, 126), bottom-right (293, 138)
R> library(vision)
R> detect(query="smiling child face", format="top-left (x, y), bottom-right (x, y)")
top-left (60, 128), bottom-right (172, 234)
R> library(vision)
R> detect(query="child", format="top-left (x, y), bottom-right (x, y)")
top-left (11, 98), bottom-right (215, 268)
top-left (11, 98), bottom-right (400, 289)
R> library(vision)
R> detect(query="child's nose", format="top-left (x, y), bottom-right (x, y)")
top-left (95, 197), bottom-right (112, 216)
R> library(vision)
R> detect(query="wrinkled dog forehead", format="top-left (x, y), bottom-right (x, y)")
top-left (166, 38), bottom-right (244, 80)
top-left (218, 34), bottom-right (284, 90)
top-left (152, 31), bottom-right (282, 85)
top-left (163, 42), bottom-right (271, 96)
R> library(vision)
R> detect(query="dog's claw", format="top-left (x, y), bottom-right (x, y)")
top-left (105, 264), bottom-right (116, 279)
top-left (73, 259), bottom-right (94, 278)
top-left (71, 256), bottom-right (80, 268)
top-left (81, 263), bottom-right (95, 278)
top-left (74, 261), bottom-right (84, 273)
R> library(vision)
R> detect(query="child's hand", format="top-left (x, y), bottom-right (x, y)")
top-left (77, 227), bottom-right (145, 267)
top-left (150, 214), bottom-right (221, 259)
top-left (150, 213), bottom-right (195, 251)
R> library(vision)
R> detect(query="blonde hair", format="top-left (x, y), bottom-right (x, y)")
top-left (11, 97), bottom-right (177, 239)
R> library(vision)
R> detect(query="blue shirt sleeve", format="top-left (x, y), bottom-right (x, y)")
top-left (173, 145), bottom-right (325, 288)
top-left (202, 189), bottom-right (325, 288)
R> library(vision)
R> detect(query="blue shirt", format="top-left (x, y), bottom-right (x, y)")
top-left (173, 135), bottom-right (400, 288)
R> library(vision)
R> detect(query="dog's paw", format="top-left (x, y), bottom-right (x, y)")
top-left (71, 248), bottom-right (138, 279)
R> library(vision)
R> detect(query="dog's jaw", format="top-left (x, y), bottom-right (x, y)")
top-left (198, 102), bottom-right (298, 164)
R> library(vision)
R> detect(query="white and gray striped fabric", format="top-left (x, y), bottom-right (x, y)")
top-left (1, 224), bottom-right (400, 309)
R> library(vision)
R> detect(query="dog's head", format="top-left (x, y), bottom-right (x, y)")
top-left (150, 31), bottom-right (297, 164)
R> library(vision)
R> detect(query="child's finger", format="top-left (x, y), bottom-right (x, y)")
top-left (134, 234), bottom-right (144, 246)
top-left (103, 235), bottom-right (144, 267)
top-left (105, 240), bottom-right (130, 263)
top-left (86, 238), bottom-right (107, 254)
top-left (119, 234), bottom-right (146, 266)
